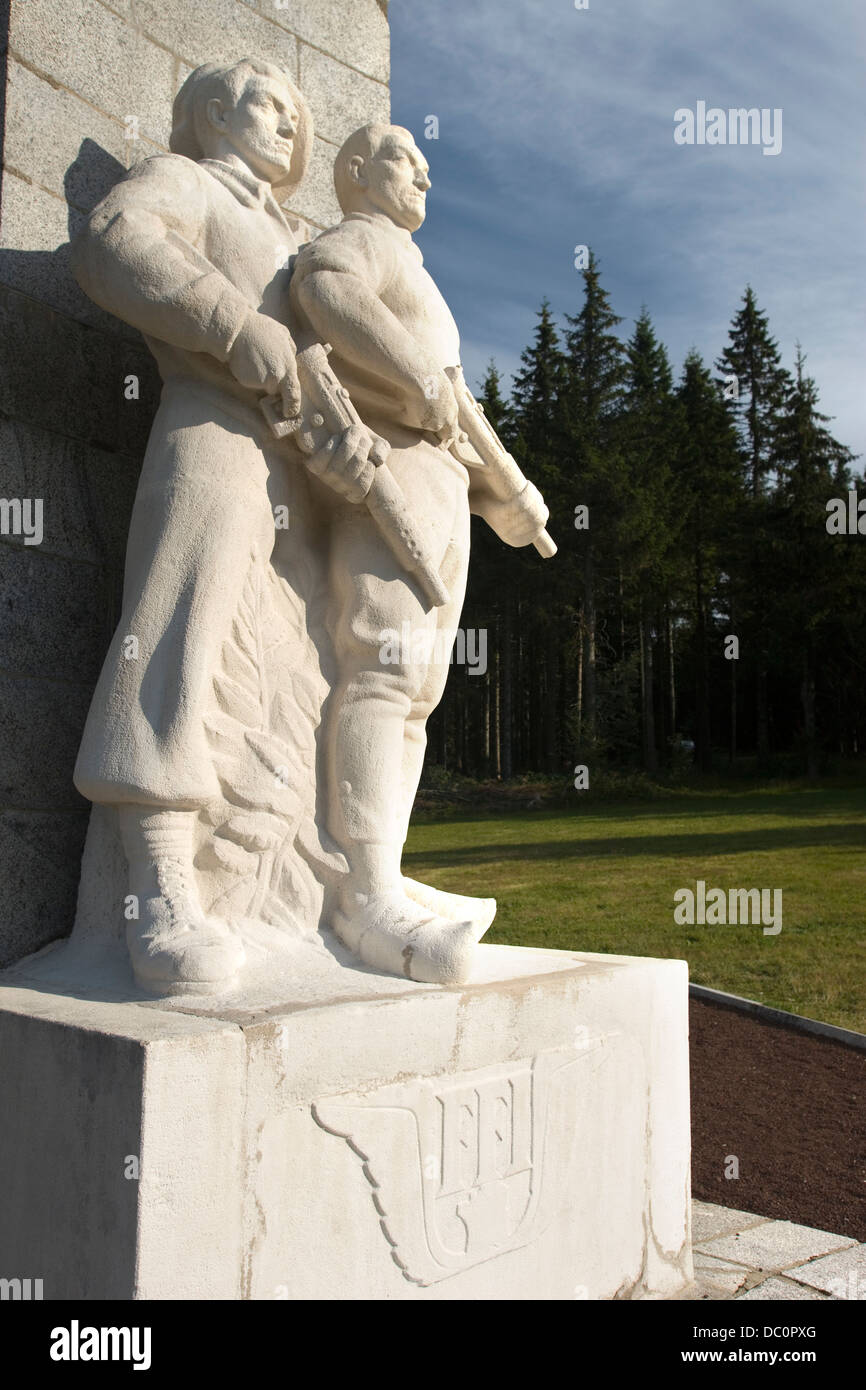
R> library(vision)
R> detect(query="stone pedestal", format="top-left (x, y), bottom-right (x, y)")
top-left (0, 942), bottom-right (692, 1300)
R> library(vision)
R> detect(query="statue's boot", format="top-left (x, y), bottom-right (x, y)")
top-left (333, 890), bottom-right (487, 985)
top-left (402, 876), bottom-right (496, 933)
top-left (119, 808), bottom-right (245, 995)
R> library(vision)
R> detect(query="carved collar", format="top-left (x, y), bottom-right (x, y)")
top-left (199, 159), bottom-right (290, 225)
top-left (343, 210), bottom-right (422, 261)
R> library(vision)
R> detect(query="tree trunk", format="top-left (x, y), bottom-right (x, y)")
top-left (545, 627), bottom-right (559, 772)
top-left (667, 603), bottom-right (676, 740)
top-left (483, 669), bottom-right (491, 777)
top-left (582, 548), bottom-right (597, 749)
top-left (756, 660), bottom-right (770, 763)
top-left (801, 645), bottom-right (818, 782)
top-left (729, 600), bottom-right (737, 765)
top-left (501, 595), bottom-right (513, 779)
top-left (695, 546), bottom-right (711, 772)
top-left (575, 605), bottom-right (584, 748)
top-left (640, 605), bottom-right (658, 775)
top-left (493, 646), bottom-right (502, 778)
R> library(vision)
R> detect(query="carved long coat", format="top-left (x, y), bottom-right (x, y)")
top-left (72, 154), bottom-right (302, 807)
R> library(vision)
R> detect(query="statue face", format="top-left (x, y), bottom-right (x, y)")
top-left (208, 73), bottom-right (299, 185)
top-left (361, 130), bottom-right (431, 232)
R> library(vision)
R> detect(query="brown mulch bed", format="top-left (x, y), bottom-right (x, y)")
top-left (690, 997), bottom-right (866, 1241)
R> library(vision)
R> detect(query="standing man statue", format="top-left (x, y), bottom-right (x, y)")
top-left (289, 123), bottom-right (554, 984)
top-left (71, 61), bottom-right (378, 995)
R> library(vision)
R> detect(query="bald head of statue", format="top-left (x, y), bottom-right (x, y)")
top-left (333, 124), bottom-right (431, 233)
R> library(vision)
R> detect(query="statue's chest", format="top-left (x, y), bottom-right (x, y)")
top-left (200, 193), bottom-right (296, 320)
top-left (382, 258), bottom-right (460, 360)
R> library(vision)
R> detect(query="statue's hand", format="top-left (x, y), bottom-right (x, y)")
top-left (474, 480), bottom-right (549, 548)
top-left (404, 370), bottom-right (459, 441)
top-left (228, 313), bottom-right (301, 416)
top-left (305, 424), bottom-right (386, 505)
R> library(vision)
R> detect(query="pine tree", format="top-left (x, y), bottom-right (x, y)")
top-left (675, 351), bottom-right (742, 771)
top-left (716, 286), bottom-right (790, 497)
top-left (508, 305), bottom-right (569, 772)
top-left (562, 251), bottom-right (627, 755)
top-left (717, 287), bottom-right (791, 760)
top-left (770, 347), bottom-right (859, 777)
top-left (620, 310), bottom-right (678, 772)
top-left (477, 359), bottom-right (512, 438)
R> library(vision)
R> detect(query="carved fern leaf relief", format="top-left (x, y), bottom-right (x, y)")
top-left (197, 550), bottom-right (333, 935)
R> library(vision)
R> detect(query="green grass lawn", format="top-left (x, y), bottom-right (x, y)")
top-left (404, 783), bottom-right (866, 1032)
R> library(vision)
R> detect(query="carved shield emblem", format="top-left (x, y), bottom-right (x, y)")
top-left (313, 1046), bottom-right (587, 1285)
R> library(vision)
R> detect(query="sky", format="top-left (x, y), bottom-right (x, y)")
top-left (389, 0), bottom-right (866, 461)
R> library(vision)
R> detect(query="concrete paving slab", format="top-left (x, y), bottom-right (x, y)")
top-left (691, 1199), bottom-right (769, 1244)
top-left (737, 1275), bottom-right (832, 1301)
top-left (696, 1219), bottom-right (856, 1272)
top-left (786, 1244), bottom-right (866, 1299)
top-left (692, 1251), bottom-right (753, 1297)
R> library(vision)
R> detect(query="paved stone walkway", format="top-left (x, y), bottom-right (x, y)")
top-left (678, 1201), bottom-right (866, 1300)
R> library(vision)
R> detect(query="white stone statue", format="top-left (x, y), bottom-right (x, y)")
top-left (71, 67), bottom-right (554, 997)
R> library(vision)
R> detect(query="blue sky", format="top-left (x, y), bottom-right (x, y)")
top-left (390, 0), bottom-right (866, 461)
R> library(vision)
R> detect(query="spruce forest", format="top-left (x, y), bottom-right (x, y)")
top-left (427, 256), bottom-right (865, 783)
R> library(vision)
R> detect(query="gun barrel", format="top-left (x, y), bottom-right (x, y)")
top-left (534, 529), bottom-right (557, 558)
top-left (447, 369), bottom-right (556, 559)
top-left (261, 350), bottom-right (450, 609)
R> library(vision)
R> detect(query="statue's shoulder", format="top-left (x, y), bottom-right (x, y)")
top-left (294, 215), bottom-right (396, 286)
top-left (119, 152), bottom-right (210, 195)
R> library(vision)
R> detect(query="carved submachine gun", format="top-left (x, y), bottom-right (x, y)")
top-left (443, 365), bottom-right (557, 558)
top-left (261, 340), bottom-right (449, 609)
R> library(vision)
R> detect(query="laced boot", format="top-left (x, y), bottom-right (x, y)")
top-left (119, 807), bottom-right (245, 995)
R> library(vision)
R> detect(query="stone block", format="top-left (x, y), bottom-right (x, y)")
top-left (0, 544), bottom-right (110, 682)
top-left (3, 59), bottom-right (152, 213)
top-left (286, 134), bottom-right (342, 230)
top-left (0, 417), bottom-right (142, 566)
top-left (0, 674), bottom-right (93, 809)
top-left (0, 174), bottom-right (117, 329)
top-left (0, 811), bottom-right (89, 967)
top-left (0, 287), bottom-right (153, 448)
top-left (131, 0), bottom-right (299, 77)
top-left (0, 945), bottom-right (693, 1300)
top-left (10, 0), bottom-right (176, 146)
top-left (299, 42), bottom-right (389, 147)
top-left (244, 0), bottom-right (390, 83)
top-left (0, 988), bottom-right (246, 1298)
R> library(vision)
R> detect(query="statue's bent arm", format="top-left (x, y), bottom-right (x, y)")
top-left (294, 269), bottom-right (443, 431)
top-left (72, 156), bottom-right (251, 361)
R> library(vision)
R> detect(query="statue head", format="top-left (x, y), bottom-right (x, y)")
top-left (334, 124), bottom-right (431, 232)
top-left (170, 59), bottom-right (312, 196)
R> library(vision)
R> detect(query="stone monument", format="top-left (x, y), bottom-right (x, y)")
top-left (66, 72), bottom-right (554, 997)
top-left (0, 53), bottom-right (692, 1302)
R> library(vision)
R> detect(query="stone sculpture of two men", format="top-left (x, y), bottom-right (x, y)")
top-left (71, 59), bottom-right (552, 997)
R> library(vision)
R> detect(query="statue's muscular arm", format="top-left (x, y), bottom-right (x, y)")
top-left (72, 155), bottom-right (251, 356)
top-left (292, 227), bottom-right (456, 436)
top-left (72, 155), bottom-right (300, 410)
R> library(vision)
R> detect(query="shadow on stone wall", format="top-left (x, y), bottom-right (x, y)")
top-left (0, 137), bottom-right (159, 968)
